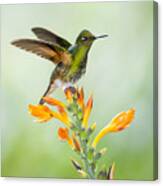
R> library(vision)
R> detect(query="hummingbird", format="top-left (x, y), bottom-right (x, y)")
top-left (11, 27), bottom-right (108, 104)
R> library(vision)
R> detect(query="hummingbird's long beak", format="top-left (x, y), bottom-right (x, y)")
top-left (95, 34), bottom-right (108, 39)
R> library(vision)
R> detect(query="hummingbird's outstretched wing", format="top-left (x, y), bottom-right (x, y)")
top-left (11, 39), bottom-right (71, 65)
top-left (32, 27), bottom-right (72, 49)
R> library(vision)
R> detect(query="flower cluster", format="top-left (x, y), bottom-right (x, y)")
top-left (28, 87), bottom-right (135, 179)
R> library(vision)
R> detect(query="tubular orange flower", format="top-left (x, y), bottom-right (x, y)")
top-left (92, 108), bottom-right (135, 148)
top-left (29, 103), bottom-right (71, 127)
top-left (58, 127), bottom-right (69, 140)
top-left (58, 127), bottom-right (73, 147)
top-left (28, 104), bottom-right (54, 122)
top-left (82, 95), bottom-right (93, 128)
top-left (43, 97), bottom-right (66, 109)
top-left (77, 87), bottom-right (85, 111)
top-left (64, 87), bottom-right (73, 103)
top-left (52, 111), bottom-right (71, 128)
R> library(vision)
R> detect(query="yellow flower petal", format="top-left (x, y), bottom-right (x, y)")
top-left (72, 133), bottom-right (81, 152)
top-left (67, 138), bottom-right (74, 147)
top-left (82, 95), bottom-right (93, 128)
top-left (92, 108), bottom-right (135, 148)
top-left (90, 122), bottom-right (96, 131)
top-left (52, 111), bottom-right (71, 127)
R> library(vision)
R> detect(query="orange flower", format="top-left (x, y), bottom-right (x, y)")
top-left (29, 104), bottom-right (71, 127)
top-left (77, 87), bottom-right (85, 111)
top-left (58, 127), bottom-right (69, 140)
top-left (28, 104), bottom-right (53, 122)
top-left (43, 97), bottom-right (71, 127)
top-left (43, 97), bottom-right (66, 109)
top-left (107, 108), bottom-right (135, 132)
top-left (64, 87), bottom-right (74, 103)
top-left (58, 127), bottom-right (73, 147)
top-left (52, 111), bottom-right (71, 127)
top-left (82, 95), bottom-right (93, 128)
top-left (44, 97), bottom-right (69, 124)
top-left (92, 108), bottom-right (135, 148)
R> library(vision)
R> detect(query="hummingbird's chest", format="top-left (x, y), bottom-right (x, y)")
top-left (69, 56), bottom-right (87, 83)
top-left (52, 45), bottom-right (89, 83)
top-left (65, 46), bottom-right (88, 82)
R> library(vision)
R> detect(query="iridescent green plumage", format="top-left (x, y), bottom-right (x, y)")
top-left (11, 27), bottom-right (108, 104)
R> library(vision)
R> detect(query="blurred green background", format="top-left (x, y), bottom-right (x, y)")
top-left (1, 1), bottom-right (155, 180)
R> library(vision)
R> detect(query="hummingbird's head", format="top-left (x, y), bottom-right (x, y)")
top-left (76, 29), bottom-right (108, 47)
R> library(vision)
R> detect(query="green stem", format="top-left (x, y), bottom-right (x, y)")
top-left (69, 101), bottom-right (96, 179)
top-left (79, 137), bottom-right (95, 179)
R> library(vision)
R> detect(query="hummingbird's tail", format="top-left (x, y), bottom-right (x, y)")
top-left (39, 81), bottom-right (57, 105)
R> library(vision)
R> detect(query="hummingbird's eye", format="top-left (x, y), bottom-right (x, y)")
top-left (81, 36), bottom-right (88, 41)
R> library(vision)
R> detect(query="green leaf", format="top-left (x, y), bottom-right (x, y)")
top-left (80, 130), bottom-right (87, 140)
top-left (107, 163), bottom-right (115, 180)
top-left (94, 152), bottom-right (101, 161)
top-left (77, 111), bottom-right (83, 120)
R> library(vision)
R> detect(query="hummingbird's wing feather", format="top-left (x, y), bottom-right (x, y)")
top-left (11, 39), bottom-right (71, 65)
top-left (32, 27), bottom-right (72, 49)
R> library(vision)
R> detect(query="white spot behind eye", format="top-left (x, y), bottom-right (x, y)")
top-left (81, 36), bottom-right (87, 41)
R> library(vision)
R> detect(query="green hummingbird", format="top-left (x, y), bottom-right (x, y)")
top-left (11, 27), bottom-right (108, 104)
